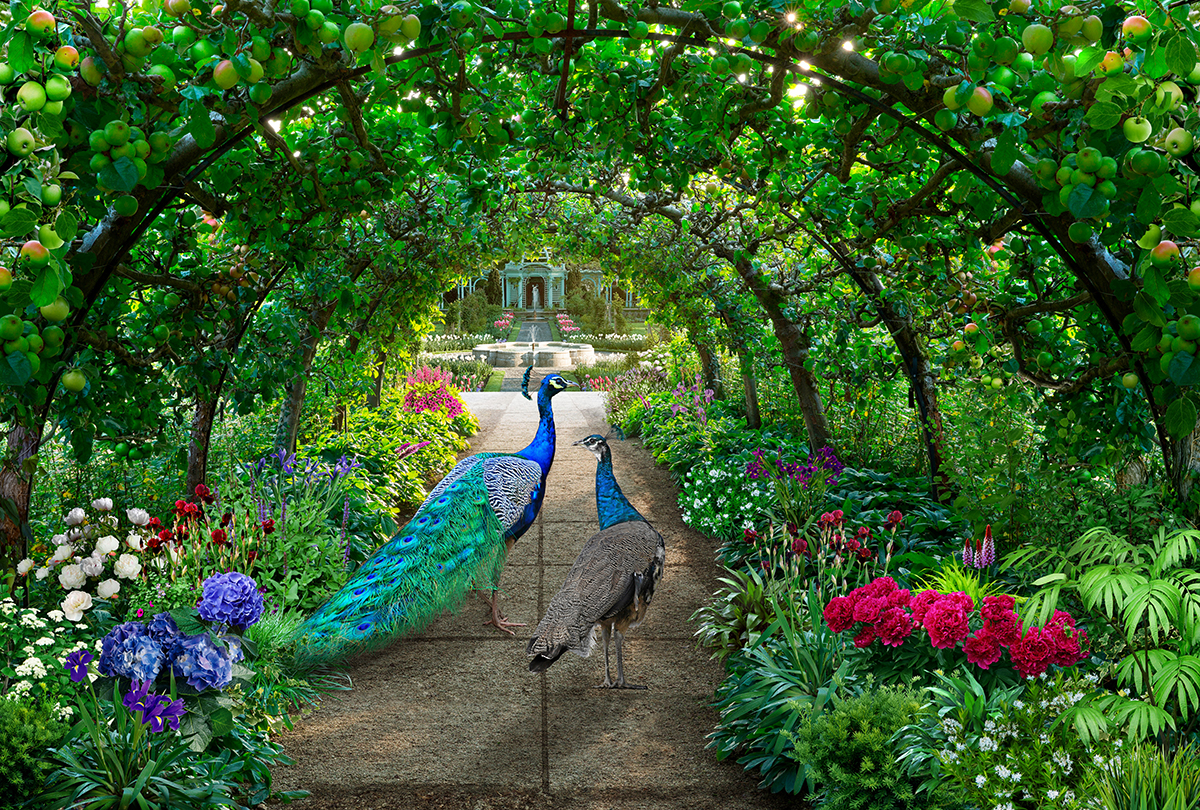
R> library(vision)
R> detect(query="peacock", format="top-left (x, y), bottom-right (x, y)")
top-left (526, 434), bottom-right (666, 689)
top-left (293, 369), bottom-right (575, 667)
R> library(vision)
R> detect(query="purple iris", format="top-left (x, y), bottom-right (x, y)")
top-left (64, 649), bottom-right (93, 683)
top-left (122, 680), bottom-right (187, 732)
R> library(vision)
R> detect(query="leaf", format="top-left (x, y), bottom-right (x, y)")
top-left (232, 52), bottom-right (253, 79)
top-left (170, 607), bottom-right (206, 636)
top-left (1068, 183), bottom-right (1108, 219)
top-left (953, 0), bottom-right (995, 22)
top-left (99, 157), bottom-right (139, 193)
top-left (55, 211), bottom-right (78, 243)
top-left (0, 352), bottom-right (32, 387)
top-left (30, 264), bottom-right (60, 308)
top-left (991, 130), bottom-right (1018, 176)
top-left (7, 32), bottom-right (35, 74)
top-left (1132, 324), bottom-right (1162, 352)
top-left (1137, 185), bottom-right (1163, 224)
top-left (1074, 46), bottom-right (1105, 75)
top-left (1163, 206), bottom-right (1200, 239)
top-left (1143, 264), bottom-right (1170, 306)
top-left (954, 80), bottom-right (974, 108)
top-left (1134, 290), bottom-right (1167, 326)
top-left (1, 208), bottom-right (39, 238)
top-left (1153, 655), bottom-right (1200, 720)
top-left (484, 16), bottom-right (505, 38)
top-left (1144, 42), bottom-right (1170, 79)
top-left (1167, 34), bottom-right (1198, 78)
top-left (1167, 396), bottom-right (1198, 438)
top-left (1124, 579), bottom-right (1183, 643)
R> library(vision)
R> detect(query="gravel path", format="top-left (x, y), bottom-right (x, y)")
top-left (274, 388), bottom-right (791, 810)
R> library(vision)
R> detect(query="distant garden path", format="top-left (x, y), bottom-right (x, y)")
top-left (274, 389), bottom-right (792, 809)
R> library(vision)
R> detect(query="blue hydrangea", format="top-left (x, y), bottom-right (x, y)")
top-left (147, 612), bottom-right (182, 659)
top-left (197, 572), bottom-right (264, 629)
top-left (98, 622), bottom-right (149, 679)
top-left (171, 632), bottom-right (233, 691)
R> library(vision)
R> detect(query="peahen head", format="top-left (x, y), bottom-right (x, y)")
top-left (573, 434), bottom-right (610, 462)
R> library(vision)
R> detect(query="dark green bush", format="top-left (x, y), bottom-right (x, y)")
top-left (0, 698), bottom-right (69, 810)
top-left (789, 684), bottom-right (959, 810)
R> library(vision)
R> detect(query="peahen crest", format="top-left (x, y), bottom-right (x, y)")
top-left (521, 366), bottom-right (534, 400)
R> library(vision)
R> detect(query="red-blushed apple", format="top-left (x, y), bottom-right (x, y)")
top-left (965, 322), bottom-right (979, 335)
top-left (967, 86), bottom-right (994, 116)
top-left (1096, 50), bottom-right (1124, 76)
top-left (942, 86), bottom-right (963, 110)
top-left (1150, 239), bottom-right (1182, 268)
top-left (1122, 15), bottom-right (1152, 44)
top-left (53, 45), bottom-right (79, 69)
top-left (80, 56), bottom-right (105, 86)
top-left (951, 340), bottom-right (966, 352)
top-left (19, 240), bottom-right (50, 269)
top-left (213, 59), bottom-right (239, 88)
top-left (0, 268), bottom-right (11, 293)
top-left (25, 9), bottom-right (55, 38)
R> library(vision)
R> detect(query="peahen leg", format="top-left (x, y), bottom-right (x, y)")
top-left (613, 629), bottom-right (647, 690)
top-left (595, 624), bottom-right (615, 688)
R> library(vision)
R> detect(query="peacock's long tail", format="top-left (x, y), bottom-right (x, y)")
top-left (291, 475), bottom-right (509, 668)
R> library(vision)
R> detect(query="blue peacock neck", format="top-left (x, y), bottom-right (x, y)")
top-left (594, 446), bottom-right (642, 530)
top-left (518, 384), bottom-right (558, 476)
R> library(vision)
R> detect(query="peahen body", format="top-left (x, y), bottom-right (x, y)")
top-left (526, 435), bottom-right (666, 689)
top-left (293, 370), bottom-right (575, 667)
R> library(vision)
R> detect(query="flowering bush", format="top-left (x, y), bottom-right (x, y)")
top-left (824, 577), bottom-right (1089, 679)
top-left (571, 333), bottom-right (652, 352)
top-left (402, 365), bottom-right (467, 419)
top-left (0, 598), bottom-right (95, 717)
top-left (935, 672), bottom-right (1120, 810)
top-left (556, 313), bottom-right (580, 334)
top-left (595, 365), bottom-right (672, 433)
top-left (421, 332), bottom-right (497, 352)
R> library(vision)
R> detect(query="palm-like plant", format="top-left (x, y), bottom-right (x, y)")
top-left (1003, 526), bottom-right (1200, 743)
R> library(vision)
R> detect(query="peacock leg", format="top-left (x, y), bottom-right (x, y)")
top-left (595, 624), bottom-right (615, 688)
top-left (613, 629), bottom-right (647, 690)
top-left (480, 588), bottom-right (526, 635)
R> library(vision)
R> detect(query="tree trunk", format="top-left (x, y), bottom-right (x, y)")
top-left (0, 424), bottom-right (40, 563)
top-left (367, 345), bottom-right (387, 410)
top-left (737, 346), bottom-right (761, 429)
top-left (274, 303), bottom-right (337, 455)
top-left (723, 250), bottom-right (835, 452)
top-left (695, 341), bottom-right (725, 400)
top-left (185, 397), bottom-right (219, 497)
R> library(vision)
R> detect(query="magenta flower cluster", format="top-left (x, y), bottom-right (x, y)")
top-left (403, 366), bottom-right (466, 418)
top-left (823, 577), bottom-right (1089, 678)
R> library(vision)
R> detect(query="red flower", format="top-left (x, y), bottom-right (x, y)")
top-left (195, 483), bottom-right (215, 504)
top-left (221, 511), bottom-right (233, 527)
top-left (910, 589), bottom-right (942, 625)
top-left (1010, 626), bottom-right (1053, 678)
top-left (852, 624), bottom-right (877, 648)
top-left (856, 526), bottom-right (872, 541)
top-left (863, 576), bottom-right (898, 598)
top-left (183, 502), bottom-right (199, 516)
top-left (743, 527), bottom-right (759, 542)
top-left (823, 596), bottom-right (856, 633)
top-left (210, 528), bottom-right (228, 546)
top-left (786, 522), bottom-right (799, 538)
top-left (963, 628), bottom-right (1004, 669)
top-left (980, 594), bottom-right (1017, 621)
top-left (147, 517), bottom-right (162, 529)
top-left (790, 536), bottom-right (808, 557)
top-left (844, 538), bottom-right (861, 553)
top-left (924, 598), bottom-right (970, 649)
top-left (174, 499), bottom-right (187, 517)
top-left (247, 550), bottom-right (258, 564)
top-left (983, 615), bottom-right (1023, 646)
top-left (874, 607), bottom-right (914, 647)
top-left (853, 596), bottom-right (887, 624)
top-left (831, 509), bottom-right (844, 523)
top-left (261, 518), bottom-right (275, 535)
top-left (885, 510), bottom-right (903, 527)
top-left (855, 546), bottom-right (876, 562)
top-left (818, 512), bottom-right (835, 527)
top-left (886, 589), bottom-right (912, 610)
top-left (1044, 617), bottom-right (1089, 666)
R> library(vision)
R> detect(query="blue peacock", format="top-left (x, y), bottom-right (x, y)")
top-left (293, 369), bottom-right (575, 667)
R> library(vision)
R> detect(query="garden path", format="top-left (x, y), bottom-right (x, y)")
top-left (274, 387), bottom-right (792, 810)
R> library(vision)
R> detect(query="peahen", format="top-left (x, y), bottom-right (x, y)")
top-left (293, 369), bottom-right (575, 667)
top-left (526, 435), bottom-right (666, 689)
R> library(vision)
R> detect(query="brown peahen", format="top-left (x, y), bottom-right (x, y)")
top-left (526, 434), bottom-right (665, 689)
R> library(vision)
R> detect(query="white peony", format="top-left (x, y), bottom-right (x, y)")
top-left (125, 508), bottom-right (150, 526)
top-left (64, 508), bottom-right (87, 526)
top-left (92, 498), bottom-right (114, 512)
top-left (125, 532), bottom-right (145, 551)
top-left (61, 591), bottom-right (93, 622)
top-left (50, 544), bottom-right (74, 563)
top-left (96, 579), bottom-right (120, 599)
top-left (113, 553), bottom-right (142, 580)
top-left (35, 567), bottom-right (50, 581)
top-left (57, 564), bottom-right (86, 590)
top-left (80, 555), bottom-right (104, 578)
top-left (51, 533), bottom-right (67, 546)
top-left (94, 535), bottom-right (120, 555)
top-left (16, 559), bottom-right (33, 575)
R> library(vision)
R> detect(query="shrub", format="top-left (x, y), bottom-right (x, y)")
top-left (789, 683), bottom-right (956, 810)
top-left (0, 698), bottom-right (70, 810)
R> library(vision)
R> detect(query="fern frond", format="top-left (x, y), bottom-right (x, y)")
top-left (1115, 649), bottom-right (1177, 696)
top-left (1152, 655), bottom-right (1200, 722)
top-left (1156, 528), bottom-right (1200, 574)
top-left (1124, 579), bottom-right (1183, 645)
top-left (1113, 697), bottom-right (1177, 742)
top-left (1077, 566), bottom-right (1138, 620)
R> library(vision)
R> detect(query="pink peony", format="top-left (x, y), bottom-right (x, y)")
top-left (944, 591), bottom-right (975, 613)
top-left (980, 594), bottom-right (1017, 621)
top-left (1010, 626), bottom-right (1054, 678)
top-left (853, 624), bottom-right (877, 648)
top-left (886, 589), bottom-right (912, 610)
top-left (983, 614), bottom-right (1023, 647)
top-left (1044, 619), bottom-right (1089, 667)
top-left (910, 589), bottom-right (942, 625)
top-left (924, 597), bottom-right (970, 649)
top-left (823, 596), bottom-right (856, 633)
top-left (874, 607), bottom-right (914, 647)
top-left (963, 628), bottom-right (1004, 669)
top-left (863, 576), bottom-right (898, 598)
top-left (853, 596), bottom-right (887, 624)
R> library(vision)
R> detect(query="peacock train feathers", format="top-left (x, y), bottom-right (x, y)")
top-left (293, 371), bottom-right (575, 667)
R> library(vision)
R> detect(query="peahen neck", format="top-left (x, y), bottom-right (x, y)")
top-left (595, 446), bottom-right (643, 530)
top-left (518, 386), bottom-right (557, 475)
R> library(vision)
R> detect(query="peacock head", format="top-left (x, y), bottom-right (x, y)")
top-left (573, 434), bottom-right (610, 461)
top-left (522, 368), bottom-right (576, 401)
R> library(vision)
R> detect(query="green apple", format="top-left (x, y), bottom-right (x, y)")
top-left (400, 14), bottom-right (421, 41)
top-left (44, 73), bottom-right (71, 102)
top-left (6, 127), bottom-right (35, 157)
top-left (1030, 90), bottom-right (1058, 119)
top-left (1022, 24), bottom-right (1054, 55)
top-left (1077, 147), bottom-right (1103, 173)
top-left (1080, 15), bottom-right (1103, 44)
top-left (1180, 314), bottom-right (1200, 341)
top-left (40, 184), bottom-right (62, 205)
top-left (104, 120), bottom-right (131, 146)
top-left (1156, 80), bottom-right (1184, 111)
top-left (213, 60), bottom-right (239, 89)
top-left (61, 369), bottom-right (86, 392)
top-left (1123, 116), bottom-right (1153, 143)
top-left (37, 224), bottom-right (64, 249)
top-left (172, 25), bottom-right (197, 46)
top-left (16, 81), bottom-right (46, 112)
top-left (124, 29), bottom-right (154, 58)
top-left (0, 268), bottom-right (11, 293)
top-left (39, 296), bottom-right (70, 322)
top-left (1166, 127), bottom-right (1194, 156)
top-left (1121, 372), bottom-right (1139, 388)
top-left (942, 86), bottom-right (964, 110)
top-left (343, 21), bottom-right (374, 52)
top-left (80, 56), bottom-right (105, 86)
top-left (0, 63), bottom-right (14, 84)
top-left (0, 315), bottom-right (21, 341)
top-left (147, 64), bottom-right (176, 88)
top-left (1137, 223), bottom-right (1163, 250)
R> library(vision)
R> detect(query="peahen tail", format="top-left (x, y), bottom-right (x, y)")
top-left (291, 479), bottom-right (508, 668)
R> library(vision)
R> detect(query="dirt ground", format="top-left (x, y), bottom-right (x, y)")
top-left (274, 389), bottom-right (795, 810)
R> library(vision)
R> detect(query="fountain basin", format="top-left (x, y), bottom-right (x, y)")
top-left (472, 341), bottom-right (596, 368)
